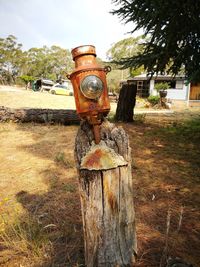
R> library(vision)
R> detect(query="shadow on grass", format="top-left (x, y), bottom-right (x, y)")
top-left (0, 123), bottom-right (84, 266)
top-left (1, 114), bottom-right (199, 266)
top-left (122, 116), bottom-right (200, 266)
top-left (15, 174), bottom-right (84, 267)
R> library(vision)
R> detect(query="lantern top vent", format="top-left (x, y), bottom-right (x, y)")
top-left (71, 45), bottom-right (96, 61)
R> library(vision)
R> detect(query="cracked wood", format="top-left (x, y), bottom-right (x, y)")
top-left (75, 119), bottom-right (137, 267)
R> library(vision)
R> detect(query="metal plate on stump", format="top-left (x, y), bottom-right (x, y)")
top-left (80, 141), bottom-right (128, 171)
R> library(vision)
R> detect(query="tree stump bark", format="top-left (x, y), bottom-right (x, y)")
top-left (115, 83), bottom-right (137, 122)
top-left (75, 119), bottom-right (137, 267)
top-left (0, 106), bottom-right (80, 124)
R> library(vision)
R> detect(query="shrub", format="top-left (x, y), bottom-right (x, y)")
top-left (154, 82), bottom-right (170, 91)
top-left (19, 75), bottom-right (35, 84)
top-left (147, 95), bottom-right (160, 106)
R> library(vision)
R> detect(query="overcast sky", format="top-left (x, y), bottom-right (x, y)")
top-left (0, 0), bottom-right (142, 59)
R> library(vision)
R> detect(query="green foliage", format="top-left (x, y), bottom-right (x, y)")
top-left (147, 95), bottom-right (160, 106)
top-left (0, 35), bottom-right (74, 84)
top-left (0, 35), bottom-right (24, 84)
top-left (111, 0), bottom-right (200, 82)
top-left (106, 67), bottom-right (128, 93)
top-left (24, 45), bottom-right (73, 79)
top-left (107, 36), bottom-right (145, 76)
top-left (107, 36), bottom-right (145, 62)
top-left (154, 82), bottom-right (170, 92)
top-left (150, 118), bottom-right (200, 143)
top-left (19, 75), bottom-right (35, 85)
top-left (106, 36), bottom-right (145, 91)
top-left (130, 65), bottom-right (144, 77)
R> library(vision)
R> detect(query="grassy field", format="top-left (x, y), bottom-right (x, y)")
top-left (0, 110), bottom-right (200, 267)
top-left (0, 86), bottom-right (200, 266)
top-left (0, 86), bottom-right (117, 112)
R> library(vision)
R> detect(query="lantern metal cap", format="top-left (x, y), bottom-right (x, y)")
top-left (71, 45), bottom-right (96, 60)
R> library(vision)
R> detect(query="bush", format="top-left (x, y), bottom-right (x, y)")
top-left (154, 82), bottom-right (170, 91)
top-left (147, 95), bottom-right (160, 106)
top-left (19, 75), bottom-right (35, 86)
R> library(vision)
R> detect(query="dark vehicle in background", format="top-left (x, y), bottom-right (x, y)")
top-left (32, 79), bottom-right (54, 91)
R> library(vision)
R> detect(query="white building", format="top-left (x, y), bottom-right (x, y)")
top-left (125, 74), bottom-right (200, 106)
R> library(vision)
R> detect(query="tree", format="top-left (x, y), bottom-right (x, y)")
top-left (0, 35), bottom-right (23, 84)
top-left (111, 0), bottom-right (200, 82)
top-left (0, 35), bottom-right (74, 85)
top-left (24, 46), bottom-right (73, 80)
top-left (106, 36), bottom-right (145, 95)
top-left (107, 36), bottom-right (145, 77)
top-left (16, 44), bottom-right (74, 82)
top-left (106, 68), bottom-right (127, 93)
top-left (106, 36), bottom-right (145, 121)
top-left (107, 36), bottom-right (144, 63)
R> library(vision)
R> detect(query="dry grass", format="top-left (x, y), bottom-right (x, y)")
top-left (0, 86), bottom-right (117, 112)
top-left (0, 87), bottom-right (77, 109)
top-left (0, 123), bottom-right (83, 266)
top-left (0, 90), bottom-right (200, 266)
top-left (123, 113), bottom-right (200, 267)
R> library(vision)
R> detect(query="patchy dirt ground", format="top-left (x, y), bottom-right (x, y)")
top-left (0, 86), bottom-right (200, 266)
top-left (0, 110), bottom-right (199, 267)
top-left (0, 123), bottom-right (81, 267)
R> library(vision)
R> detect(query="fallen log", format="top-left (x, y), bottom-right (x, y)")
top-left (0, 106), bottom-right (80, 124)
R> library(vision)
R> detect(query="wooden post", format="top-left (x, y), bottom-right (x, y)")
top-left (115, 82), bottom-right (137, 122)
top-left (75, 119), bottom-right (137, 267)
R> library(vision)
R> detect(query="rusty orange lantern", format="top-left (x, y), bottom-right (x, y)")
top-left (67, 45), bottom-right (111, 144)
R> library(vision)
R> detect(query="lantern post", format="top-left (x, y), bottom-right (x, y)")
top-left (67, 45), bottom-right (111, 144)
top-left (67, 45), bottom-right (137, 266)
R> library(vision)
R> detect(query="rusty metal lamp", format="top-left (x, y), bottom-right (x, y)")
top-left (67, 45), bottom-right (127, 170)
top-left (67, 45), bottom-right (111, 144)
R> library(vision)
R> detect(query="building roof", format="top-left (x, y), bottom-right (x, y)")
top-left (128, 73), bottom-right (185, 82)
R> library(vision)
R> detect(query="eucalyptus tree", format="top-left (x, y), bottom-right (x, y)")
top-left (107, 35), bottom-right (145, 77)
top-left (0, 35), bottom-right (23, 84)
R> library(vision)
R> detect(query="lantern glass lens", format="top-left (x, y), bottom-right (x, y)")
top-left (80, 75), bottom-right (103, 99)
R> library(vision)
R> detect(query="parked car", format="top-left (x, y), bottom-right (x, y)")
top-left (32, 79), bottom-right (54, 91)
top-left (50, 82), bottom-right (74, 96)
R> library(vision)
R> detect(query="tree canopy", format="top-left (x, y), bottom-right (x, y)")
top-left (0, 35), bottom-right (74, 85)
top-left (106, 35), bottom-right (145, 77)
top-left (0, 35), bottom-right (24, 83)
top-left (106, 36), bottom-right (145, 92)
top-left (107, 36), bottom-right (144, 62)
top-left (111, 0), bottom-right (200, 82)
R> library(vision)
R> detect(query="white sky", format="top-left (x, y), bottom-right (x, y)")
top-left (0, 0), bottom-right (142, 60)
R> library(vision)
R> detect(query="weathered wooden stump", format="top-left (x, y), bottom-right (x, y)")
top-left (115, 82), bottom-right (137, 122)
top-left (75, 119), bottom-right (137, 267)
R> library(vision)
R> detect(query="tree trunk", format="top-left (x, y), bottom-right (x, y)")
top-left (115, 83), bottom-right (137, 122)
top-left (0, 106), bottom-right (80, 124)
top-left (75, 119), bottom-right (137, 267)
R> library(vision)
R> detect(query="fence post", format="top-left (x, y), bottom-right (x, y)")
top-left (75, 119), bottom-right (137, 266)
